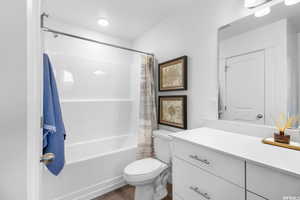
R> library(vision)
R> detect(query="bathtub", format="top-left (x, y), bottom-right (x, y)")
top-left (42, 135), bottom-right (137, 200)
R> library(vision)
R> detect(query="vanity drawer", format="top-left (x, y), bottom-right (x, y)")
top-left (173, 140), bottom-right (245, 187)
top-left (173, 157), bottom-right (245, 200)
top-left (247, 162), bottom-right (300, 200)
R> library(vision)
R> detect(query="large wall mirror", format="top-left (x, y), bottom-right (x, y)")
top-left (218, 2), bottom-right (300, 126)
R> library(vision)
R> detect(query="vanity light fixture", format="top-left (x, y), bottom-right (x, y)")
top-left (254, 6), bottom-right (271, 17)
top-left (97, 18), bottom-right (109, 27)
top-left (285, 0), bottom-right (300, 5)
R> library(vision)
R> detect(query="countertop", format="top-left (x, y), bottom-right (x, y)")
top-left (170, 127), bottom-right (300, 178)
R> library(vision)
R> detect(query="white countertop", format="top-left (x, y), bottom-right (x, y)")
top-left (171, 127), bottom-right (300, 178)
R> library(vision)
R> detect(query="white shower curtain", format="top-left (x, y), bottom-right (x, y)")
top-left (137, 55), bottom-right (158, 159)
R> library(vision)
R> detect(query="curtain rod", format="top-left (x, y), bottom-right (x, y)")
top-left (41, 14), bottom-right (154, 57)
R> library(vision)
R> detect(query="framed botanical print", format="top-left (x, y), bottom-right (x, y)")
top-left (159, 56), bottom-right (187, 91)
top-left (158, 96), bottom-right (187, 129)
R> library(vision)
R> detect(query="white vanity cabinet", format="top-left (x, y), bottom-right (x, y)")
top-left (173, 139), bottom-right (245, 187)
top-left (171, 128), bottom-right (300, 200)
top-left (172, 139), bottom-right (246, 200)
top-left (173, 157), bottom-right (245, 200)
top-left (247, 162), bottom-right (300, 200)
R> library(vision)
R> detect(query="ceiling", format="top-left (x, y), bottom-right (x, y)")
top-left (45, 0), bottom-right (196, 41)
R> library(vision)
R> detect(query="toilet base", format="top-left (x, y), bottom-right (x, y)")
top-left (135, 184), bottom-right (154, 200)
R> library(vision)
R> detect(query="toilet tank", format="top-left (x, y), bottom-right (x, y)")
top-left (153, 130), bottom-right (173, 164)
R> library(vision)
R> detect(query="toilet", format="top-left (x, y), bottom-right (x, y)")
top-left (123, 130), bottom-right (172, 200)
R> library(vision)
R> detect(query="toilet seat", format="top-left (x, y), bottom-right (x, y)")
top-left (124, 158), bottom-right (168, 183)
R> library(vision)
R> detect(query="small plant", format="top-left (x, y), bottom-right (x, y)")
top-left (273, 113), bottom-right (299, 144)
top-left (274, 113), bottom-right (298, 135)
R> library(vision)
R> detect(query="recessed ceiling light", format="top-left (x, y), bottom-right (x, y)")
top-left (285, 0), bottom-right (300, 6)
top-left (254, 6), bottom-right (271, 17)
top-left (97, 18), bottom-right (109, 27)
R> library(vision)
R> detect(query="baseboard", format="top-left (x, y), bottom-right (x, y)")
top-left (55, 176), bottom-right (126, 200)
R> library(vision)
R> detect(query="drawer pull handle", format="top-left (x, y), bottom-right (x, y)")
top-left (189, 155), bottom-right (210, 165)
top-left (189, 186), bottom-right (211, 199)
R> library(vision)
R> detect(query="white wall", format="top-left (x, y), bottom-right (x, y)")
top-left (0, 0), bottom-right (28, 199)
top-left (44, 20), bottom-right (140, 144)
top-left (133, 0), bottom-right (250, 130)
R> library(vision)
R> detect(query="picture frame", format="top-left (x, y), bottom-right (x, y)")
top-left (158, 56), bottom-right (188, 91)
top-left (158, 95), bottom-right (187, 129)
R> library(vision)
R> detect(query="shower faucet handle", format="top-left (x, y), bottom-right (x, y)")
top-left (40, 153), bottom-right (55, 165)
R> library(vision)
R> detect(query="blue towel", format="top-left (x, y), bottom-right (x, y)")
top-left (43, 53), bottom-right (66, 176)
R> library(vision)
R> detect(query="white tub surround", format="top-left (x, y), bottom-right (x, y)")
top-left (44, 20), bottom-right (140, 144)
top-left (42, 20), bottom-right (140, 200)
top-left (171, 127), bottom-right (300, 200)
top-left (43, 135), bottom-right (137, 200)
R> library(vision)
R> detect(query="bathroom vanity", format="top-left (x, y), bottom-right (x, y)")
top-left (194, 2), bottom-right (300, 198)
top-left (171, 127), bottom-right (300, 200)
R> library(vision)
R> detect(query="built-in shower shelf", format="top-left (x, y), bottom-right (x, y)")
top-left (61, 99), bottom-right (133, 103)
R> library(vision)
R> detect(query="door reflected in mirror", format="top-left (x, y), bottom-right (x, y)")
top-left (218, 2), bottom-right (300, 126)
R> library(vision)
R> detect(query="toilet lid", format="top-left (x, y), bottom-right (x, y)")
top-left (124, 158), bottom-right (168, 182)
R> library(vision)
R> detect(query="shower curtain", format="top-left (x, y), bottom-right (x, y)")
top-left (137, 55), bottom-right (158, 159)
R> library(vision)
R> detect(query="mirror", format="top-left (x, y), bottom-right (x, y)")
top-left (218, 2), bottom-right (300, 126)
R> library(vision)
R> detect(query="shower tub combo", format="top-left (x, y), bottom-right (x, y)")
top-left (43, 18), bottom-right (141, 200)
top-left (43, 135), bottom-right (137, 200)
